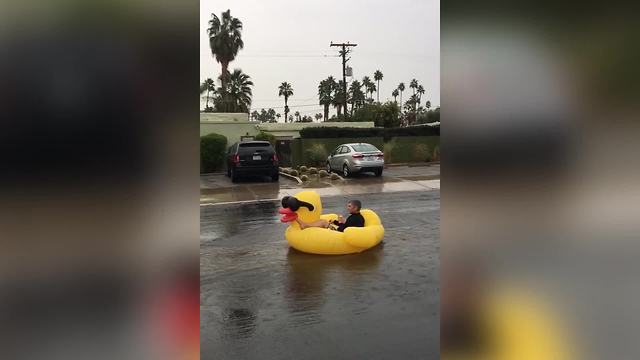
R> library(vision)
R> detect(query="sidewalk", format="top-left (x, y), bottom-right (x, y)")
top-left (200, 164), bottom-right (439, 205)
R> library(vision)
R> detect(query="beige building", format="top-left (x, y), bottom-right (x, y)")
top-left (200, 112), bottom-right (374, 143)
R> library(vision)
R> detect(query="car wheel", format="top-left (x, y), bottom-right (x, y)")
top-left (326, 162), bottom-right (332, 173)
top-left (342, 164), bottom-right (350, 178)
top-left (231, 168), bottom-right (239, 183)
top-left (374, 168), bottom-right (383, 177)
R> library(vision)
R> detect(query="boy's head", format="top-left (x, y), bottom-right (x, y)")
top-left (347, 199), bottom-right (362, 214)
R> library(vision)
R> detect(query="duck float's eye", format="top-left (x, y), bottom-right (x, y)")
top-left (297, 200), bottom-right (314, 211)
top-left (281, 196), bottom-right (314, 212)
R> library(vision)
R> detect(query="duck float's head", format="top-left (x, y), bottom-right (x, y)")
top-left (279, 191), bottom-right (322, 224)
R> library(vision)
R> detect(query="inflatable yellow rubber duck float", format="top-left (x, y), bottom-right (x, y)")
top-left (278, 190), bottom-right (384, 255)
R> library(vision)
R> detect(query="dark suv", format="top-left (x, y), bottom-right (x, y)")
top-left (226, 141), bottom-right (279, 183)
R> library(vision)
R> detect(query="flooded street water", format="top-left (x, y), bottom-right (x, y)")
top-left (201, 190), bottom-right (440, 359)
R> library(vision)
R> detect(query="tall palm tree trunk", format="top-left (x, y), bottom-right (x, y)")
top-left (377, 80), bottom-right (380, 102)
top-left (205, 89), bottom-right (210, 109)
top-left (284, 98), bottom-right (288, 123)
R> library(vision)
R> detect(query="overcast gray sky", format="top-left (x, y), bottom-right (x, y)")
top-left (200, 0), bottom-right (439, 119)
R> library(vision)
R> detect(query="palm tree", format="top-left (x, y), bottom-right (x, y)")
top-left (278, 82), bottom-right (294, 122)
top-left (398, 82), bottom-right (405, 105)
top-left (318, 77), bottom-right (334, 122)
top-left (374, 70), bottom-right (383, 103)
top-left (410, 79), bottom-right (419, 97)
top-left (392, 88), bottom-right (399, 103)
top-left (288, 115), bottom-right (293, 122)
top-left (200, 78), bottom-right (216, 111)
top-left (276, 113), bottom-right (281, 121)
top-left (207, 10), bottom-right (244, 92)
top-left (226, 69), bottom-right (253, 112)
top-left (417, 85), bottom-right (425, 105)
top-left (425, 100), bottom-right (431, 110)
top-left (315, 113), bottom-right (323, 122)
top-left (349, 80), bottom-right (365, 114)
top-left (367, 83), bottom-right (377, 102)
top-left (362, 76), bottom-right (373, 102)
top-left (250, 110), bottom-right (259, 121)
top-left (294, 111), bottom-right (301, 122)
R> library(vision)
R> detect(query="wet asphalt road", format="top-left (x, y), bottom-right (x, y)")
top-left (201, 190), bottom-right (440, 360)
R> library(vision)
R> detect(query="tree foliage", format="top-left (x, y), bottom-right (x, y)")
top-left (350, 102), bottom-right (401, 128)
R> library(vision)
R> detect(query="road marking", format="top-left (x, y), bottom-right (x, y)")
top-left (201, 198), bottom-right (280, 207)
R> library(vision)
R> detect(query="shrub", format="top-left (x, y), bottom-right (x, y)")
top-left (200, 133), bottom-right (228, 173)
top-left (351, 102), bottom-right (401, 128)
top-left (330, 173), bottom-right (340, 180)
top-left (413, 144), bottom-right (431, 162)
top-left (416, 107), bottom-right (440, 125)
top-left (305, 143), bottom-right (328, 166)
top-left (318, 170), bottom-right (328, 177)
top-left (300, 175), bottom-right (309, 182)
top-left (383, 141), bottom-right (395, 164)
top-left (308, 167), bottom-right (318, 175)
top-left (299, 165), bottom-right (308, 173)
top-left (290, 169), bottom-right (299, 177)
top-left (254, 131), bottom-right (276, 146)
top-left (432, 146), bottom-right (440, 161)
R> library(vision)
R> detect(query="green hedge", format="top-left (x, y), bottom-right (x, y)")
top-left (383, 136), bottom-right (440, 163)
top-left (200, 133), bottom-right (228, 173)
top-left (299, 125), bottom-right (440, 140)
top-left (383, 125), bottom-right (440, 140)
top-left (299, 127), bottom-right (383, 139)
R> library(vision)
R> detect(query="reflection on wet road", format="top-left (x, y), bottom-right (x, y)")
top-left (201, 190), bottom-right (439, 359)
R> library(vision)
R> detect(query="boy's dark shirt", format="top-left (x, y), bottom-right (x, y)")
top-left (332, 212), bottom-right (365, 232)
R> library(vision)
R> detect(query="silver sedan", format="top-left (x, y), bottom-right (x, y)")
top-left (326, 143), bottom-right (384, 177)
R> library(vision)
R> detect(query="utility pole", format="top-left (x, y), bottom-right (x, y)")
top-left (330, 42), bottom-right (357, 117)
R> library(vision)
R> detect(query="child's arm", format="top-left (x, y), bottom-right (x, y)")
top-left (295, 218), bottom-right (307, 229)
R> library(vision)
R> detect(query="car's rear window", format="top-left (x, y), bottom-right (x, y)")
top-left (239, 142), bottom-right (271, 148)
top-left (351, 144), bottom-right (378, 152)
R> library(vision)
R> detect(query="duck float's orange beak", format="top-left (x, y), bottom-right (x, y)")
top-left (279, 207), bottom-right (298, 223)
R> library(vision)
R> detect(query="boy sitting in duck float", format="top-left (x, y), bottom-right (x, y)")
top-left (297, 199), bottom-right (364, 232)
top-left (279, 191), bottom-right (384, 255)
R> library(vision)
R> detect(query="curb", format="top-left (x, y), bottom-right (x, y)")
top-left (280, 171), bottom-right (344, 185)
top-left (385, 161), bottom-right (439, 168)
top-left (279, 171), bottom-right (303, 185)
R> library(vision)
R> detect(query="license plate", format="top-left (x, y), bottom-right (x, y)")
top-left (366, 156), bottom-right (374, 161)
top-left (253, 155), bottom-right (261, 160)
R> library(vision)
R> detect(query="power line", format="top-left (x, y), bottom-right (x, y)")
top-left (252, 103), bottom-right (320, 109)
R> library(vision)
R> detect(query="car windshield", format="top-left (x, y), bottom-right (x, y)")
top-left (351, 144), bottom-right (378, 152)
